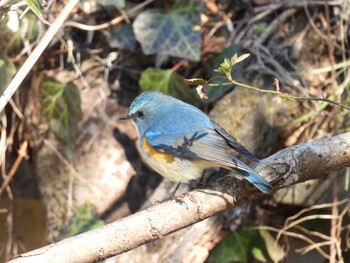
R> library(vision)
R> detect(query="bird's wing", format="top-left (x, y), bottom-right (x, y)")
top-left (145, 127), bottom-right (249, 172)
top-left (211, 120), bottom-right (260, 163)
top-left (145, 126), bottom-right (272, 194)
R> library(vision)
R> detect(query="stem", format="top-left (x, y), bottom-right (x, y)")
top-left (207, 77), bottom-right (350, 111)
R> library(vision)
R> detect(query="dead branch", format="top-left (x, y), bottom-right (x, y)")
top-left (8, 132), bottom-right (350, 263)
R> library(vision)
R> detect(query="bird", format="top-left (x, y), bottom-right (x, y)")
top-left (120, 91), bottom-right (272, 194)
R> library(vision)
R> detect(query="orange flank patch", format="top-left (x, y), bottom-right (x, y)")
top-left (143, 138), bottom-right (174, 163)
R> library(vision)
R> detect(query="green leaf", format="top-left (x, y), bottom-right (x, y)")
top-left (236, 53), bottom-right (250, 64)
top-left (139, 68), bottom-right (202, 106)
top-left (205, 45), bottom-right (248, 103)
top-left (259, 229), bottom-right (286, 263)
top-left (133, 4), bottom-right (202, 61)
top-left (62, 202), bottom-right (104, 238)
top-left (107, 24), bottom-right (136, 51)
top-left (219, 62), bottom-right (231, 74)
top-left (0, 12), bottom-right (38, 56)
top-left (224, 58), bottom-right (231, 66)
top-left (25, 0), bottom-right (49, 24)
top-left (230, 53), bottom-right (238, 65)
top-left (0, 15), bottom-right (19, 54)
top-left (207, 227), bottom-right (256, 263)
top-left (0, 56), bottom-right (16, 93)
top-left (39, 78), bottom-right (82, 152)
top-left (252, 246), bottom-right (268, 262)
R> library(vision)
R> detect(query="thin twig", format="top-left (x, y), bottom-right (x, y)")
top-left (284, 199), bottom-right (349, 226)
top-left (296, 240), bottom-right (335, 255)
top-left (324, 0), bottom-right (337, 92)
top-left (278, 214), bottom-right (340, 241)
top-left (302, 0), bottom-right (347, 54)
top-left (257, 8), bottom-right (298, 44)
top-left (0, 141), bottom-right (28, 197)
top-left (63, 0), bottom-right (154, 31)
top-left (0, 0), bottom-right (80, 112)
top-left (207, 76), bottom-right (350, 111)
top-left (293, 225), bottom-right (332, 241)
top-left (257, 226), bottom-right (331, 260)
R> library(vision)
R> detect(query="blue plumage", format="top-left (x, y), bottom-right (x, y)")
top-left (121, 91), bottom-right (272, 194)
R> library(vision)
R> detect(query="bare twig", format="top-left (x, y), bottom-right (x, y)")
top-left (207, 76), bottom-right (350, 111)
top-left (293, 225), bottom-right (332, 241)
top-left (324, 0), bottom-right (337, 92)
top-left (273, 197), bottom-right (349, 261)
top-left (0, 141), bottom-right (28, 197)
top-left (257, 8), bottom-right (298, 44)
top-left (7, 132), bottom-right (350, 263)
top-left (302, 0), bottom-right (349, 55)
top-left (255, 225), bottom-right (331, 260)
top-left (285, 199), bottom-right (348, 224)
top-left (63, 0), bottom-right (154, 31)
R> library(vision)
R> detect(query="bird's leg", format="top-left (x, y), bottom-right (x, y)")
top-left (194, 170), bottom-right (210, 189)
top-left (170, 182), bottom-right (182, 199)
top-left (152, 182), bottom-right (182, 205)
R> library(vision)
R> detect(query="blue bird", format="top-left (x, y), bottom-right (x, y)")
top-left (120, 91), bottom-right (272, 194)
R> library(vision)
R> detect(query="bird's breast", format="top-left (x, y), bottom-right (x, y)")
top-left (142, 138), bottom-right (174, 164)
top-left (139, 138), bottom-right (213, 183)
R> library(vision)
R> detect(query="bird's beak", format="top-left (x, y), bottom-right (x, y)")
top-left (119, 115), bottom-right (131, 120)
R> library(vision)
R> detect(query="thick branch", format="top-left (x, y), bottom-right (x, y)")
top-left (9, 132), bottom-right (350, 263)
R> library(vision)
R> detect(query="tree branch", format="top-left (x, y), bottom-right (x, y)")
top-left (8, 132), bottom-right (350, 263)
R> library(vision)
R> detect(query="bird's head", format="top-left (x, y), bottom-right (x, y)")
top-left (119, 91), bottom-right (167, 134)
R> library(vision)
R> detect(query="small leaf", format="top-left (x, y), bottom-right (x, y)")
top-left (107, 24), bottom-right (136, 51)
top-left (25, 0), bottom-right (49, 24)
top-left (2, 13), bottom-right (39, 53)
top-left (196, 85), bottom-right (208, 99)
top-left (133, 4), bottom-right (202, 61)
top-left (205, 45), bottom-right (248, 104)
top-left (230, 53), bottom-right (238, 65)
top-left (236, 53), bottom-right (250, 64)
top-left (224, 58), bottom-right (231, 66)
top-left (259, 229), bottom-right (286, 263)
top-left (0, 14), bottom-right (21, 54)
top-left (213, 67), bottom-right (224, 73)
top-left (252, 246), bottom-right (268, 262)
top-left (185, 78), bottom-right (207, 86)
top-left (139, 68), bottom-right (201, 106)
top-left (220, 62), bottom-right (231, 74)
top-left (39, 78), bottom-right (82, 154)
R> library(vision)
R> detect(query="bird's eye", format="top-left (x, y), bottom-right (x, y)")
top-left (137, 111), bottom-right (144, 119)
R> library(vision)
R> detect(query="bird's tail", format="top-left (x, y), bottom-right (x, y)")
top-left (233, 158), bottom-right (272, 194)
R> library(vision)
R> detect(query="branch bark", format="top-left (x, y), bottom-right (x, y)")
top-left (8, 132), bottom-right (350, 263)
